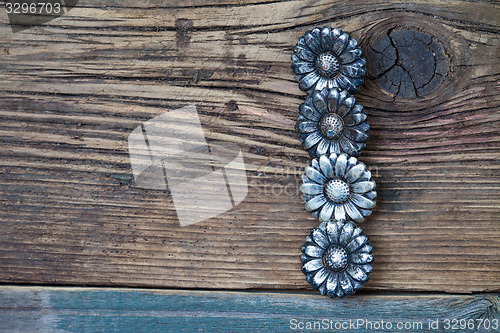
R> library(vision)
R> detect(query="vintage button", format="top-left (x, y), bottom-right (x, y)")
top-left (292, 27), bottom-right (366, 94)
top-left (301, 219), bottom-right (373, 298)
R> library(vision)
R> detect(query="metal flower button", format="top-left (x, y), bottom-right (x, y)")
top-left (301, 153), bottom-right (376, 223)
top-left (291, 27), bottom-right (366, 94)
top-left (296, 87), bottom-right (369, 158)
top-left (291, 26), bottom-right (376, 298)
top-left (301, 219), bottom-right (374, 298)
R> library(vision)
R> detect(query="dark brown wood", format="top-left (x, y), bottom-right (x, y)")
top-left (0, 1), bottom-right (499, 293)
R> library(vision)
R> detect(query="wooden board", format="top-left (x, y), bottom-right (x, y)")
top-left (0, 286), bottom-right (499, 332)
top-left (0, 1), bottom-right (499, 293)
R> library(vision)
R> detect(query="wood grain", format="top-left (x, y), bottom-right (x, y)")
top-left (0, 286), bottom-right (499, 332)
top-left (0, 1), bottom-right (499, 293)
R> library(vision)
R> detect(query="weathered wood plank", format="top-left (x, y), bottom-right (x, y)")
top-left (0, 286), bottom-right (499, 333)
top-left (0, 1), bottom-right (499, 292)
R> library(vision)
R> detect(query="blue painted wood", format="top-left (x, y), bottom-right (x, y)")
top-left (0, 286), bottom-right (498, 332)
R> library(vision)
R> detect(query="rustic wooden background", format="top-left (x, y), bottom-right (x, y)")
top-left (0, 0), bottom-right (499, 307)
top-left (1, 286), bottom-right (498, 332)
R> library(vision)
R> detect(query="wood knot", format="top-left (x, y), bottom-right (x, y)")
top-left (175, 18), bottom-right (193, 47)
top-left (367, 27), bottom-right (449, 99)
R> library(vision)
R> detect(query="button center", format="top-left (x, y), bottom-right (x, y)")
top-left (315, 52), bottom-right (340, 79)
top-left (324, 179), bottom-right (350, 204)
top-left (319, 113), bottom-right (344, 140)
top-left (323, 246), bottom-right (348, 271)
